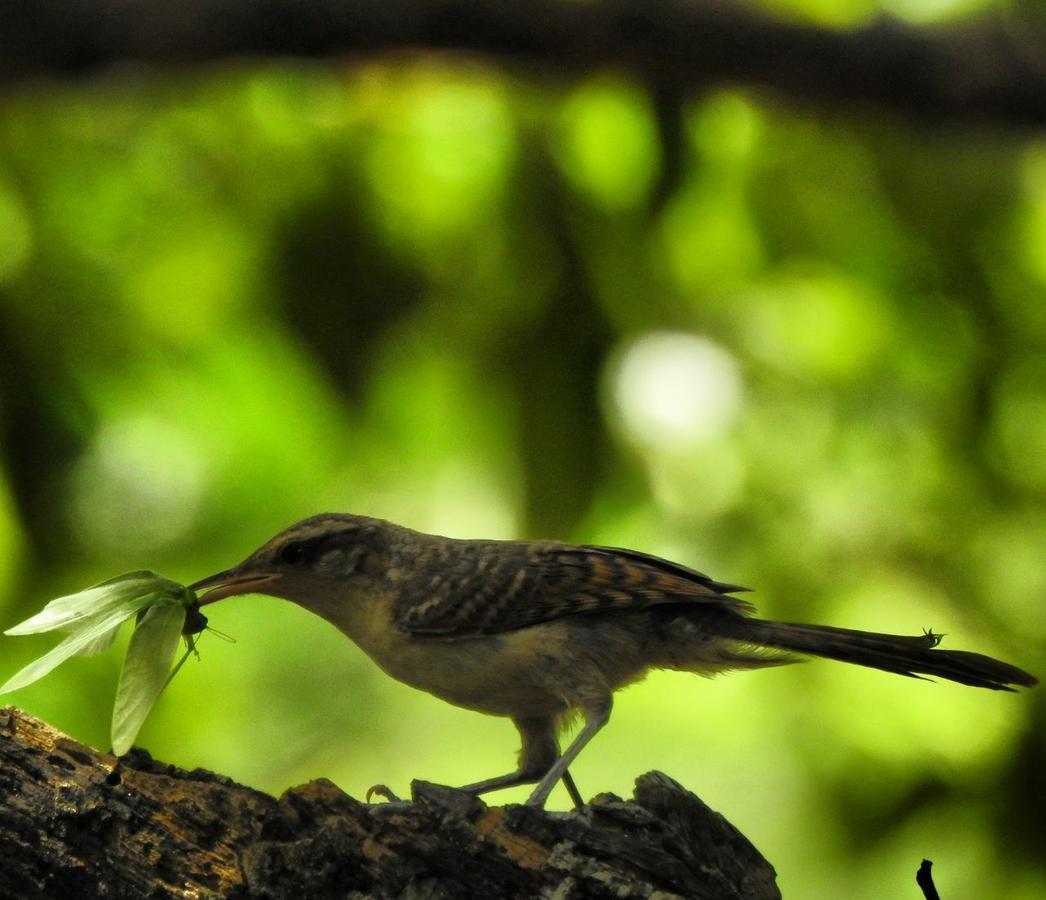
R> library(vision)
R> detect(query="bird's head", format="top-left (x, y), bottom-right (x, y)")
top-left (189, 513), bottom-right (390, 609)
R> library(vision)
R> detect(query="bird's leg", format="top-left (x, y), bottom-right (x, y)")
top-left (459, 770), bottom-right (540, 793)
top-left (459, 715), bottom-right (557, 795)
top-left (365, 784), bottom-right (401, 803)
top-left (559, 769), bottom-right (584, 808)
top-left (459, 715), bottom-right (584, 808)
top-left (460, 767), bottom-right (585, 808)
top-left (525, 699), bottom-right (611, 808)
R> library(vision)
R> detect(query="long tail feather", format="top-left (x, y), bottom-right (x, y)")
top-left (731, 619), bottom-right (1037, 691)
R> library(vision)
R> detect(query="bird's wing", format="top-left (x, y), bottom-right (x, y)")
top-left (395, 541), bottom-right (753, 638)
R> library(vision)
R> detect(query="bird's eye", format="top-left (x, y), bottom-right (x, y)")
top-left (279, 542), bottom-right (309, 566)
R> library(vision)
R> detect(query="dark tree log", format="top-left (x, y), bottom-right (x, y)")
top-left (0, 706), bottom-right (779, 899)
top-left (0, 0), bottom-right (1044, 128)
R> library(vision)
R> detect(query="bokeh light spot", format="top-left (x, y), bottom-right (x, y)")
top-left (365, 69), bottom-right (514, 243)
top-left (987, 356), bottom-right (1046, 492)
top-left (741, 268), bottom-right (890, 380)
top-left (610, 332), bottom-right (744, 451)
top-left (124, 221), bottom-right (252, 344)
top-left (556, 77), bottom-right (660, 211)
top-left (0, 178), bottom-right (32, 283)
top-left (1017, 144), bottom-right (1046, 287)
top-left (692, 91), bottom-right (762, 163)
top-left (69, 417), bottom-right (208, 557)
top-left (0, 473), bottom-right (24, 605)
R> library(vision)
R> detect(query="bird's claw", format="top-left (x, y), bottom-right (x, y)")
top-left (366, 783), bottom-right (401, 803)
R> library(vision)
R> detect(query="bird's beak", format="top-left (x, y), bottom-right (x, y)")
top-left (189, 569), bottom-right (281, 606)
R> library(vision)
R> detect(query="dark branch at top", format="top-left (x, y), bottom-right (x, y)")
top-left (1, 0), bottom-right (1045, 128)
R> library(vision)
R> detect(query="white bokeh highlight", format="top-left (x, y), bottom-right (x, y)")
top-left (70, 417), bottom-right (208, 556)
top-left (611, 332), bottom-right (744, 451)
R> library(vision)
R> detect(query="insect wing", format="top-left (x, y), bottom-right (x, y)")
top-left (5, 572), bottom-right (178, 636)
top-left (110, 602), bottom-right (186, 756)
top-left (0, 607), bottom-right (134, 694)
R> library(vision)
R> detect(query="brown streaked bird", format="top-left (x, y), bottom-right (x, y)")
top-left (190, 513), bottom-right (1037, 808)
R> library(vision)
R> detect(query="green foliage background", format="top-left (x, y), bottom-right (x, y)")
top-left (1, 6), bottom-right (1043, 897)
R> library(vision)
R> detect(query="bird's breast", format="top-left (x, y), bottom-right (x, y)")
top-left (325, 594), bottom-right (574, 717)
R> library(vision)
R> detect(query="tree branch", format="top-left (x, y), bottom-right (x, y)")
top-left (0, 0), bottom-right (1044, 127)
top-left (0, 706), bottom-right (780, 899)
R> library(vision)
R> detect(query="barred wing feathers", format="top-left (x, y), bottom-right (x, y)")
top-left (395, 541), bottom-right (752, 638)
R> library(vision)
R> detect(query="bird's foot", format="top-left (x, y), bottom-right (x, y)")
top-left (366, 783), bottom-right (402, 804)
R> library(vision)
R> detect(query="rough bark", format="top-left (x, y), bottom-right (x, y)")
top-left (0, 706), bottom-right (779, 899)
top-left (0, 0), bottom-right (1044, 128)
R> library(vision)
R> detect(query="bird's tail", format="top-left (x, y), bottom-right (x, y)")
top-left (729, 619), bottom-right (1037, 691)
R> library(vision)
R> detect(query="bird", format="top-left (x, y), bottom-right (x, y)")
top-left (189, 512), bottom-right (1037, 808)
